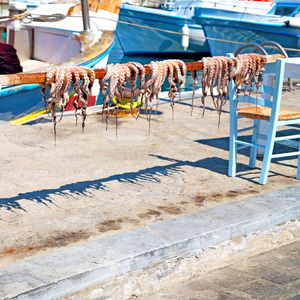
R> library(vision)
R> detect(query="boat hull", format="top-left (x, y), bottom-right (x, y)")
top-left (193, 8), bottom-right (300, 57)
top-left (0, 31), bottom-right (115, 123)
top-left (116, 4), bottom-right (209, 56)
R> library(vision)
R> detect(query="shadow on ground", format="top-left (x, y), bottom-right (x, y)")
top-left (0, 155), bottom-right (232, 212)
top-left (2, 127), bottom-right (298, 212)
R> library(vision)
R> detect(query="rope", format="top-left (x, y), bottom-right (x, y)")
top-left (0, 10), bottom-right (31, 23)
top-left (22, 13), bottom-right (66, 23)
top-left (1, 7), bottom-right (298, 53)
top-left (0, 10), bottom-right (65, 24)
top-left (90, 15), bottom-right (300, 53)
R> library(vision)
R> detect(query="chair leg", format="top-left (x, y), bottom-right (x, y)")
top-left (259, 124), bottom-right (277, 185)
top-left (228, 120), bottom-right (238, 177)
top-left (249, 119), bottom-right (260, 168)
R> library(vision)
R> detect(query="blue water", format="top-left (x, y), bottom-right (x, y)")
top-left (104, 36), bottom-right (202, 95)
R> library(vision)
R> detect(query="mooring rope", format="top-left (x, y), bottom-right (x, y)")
top-left (21, 13), bottom-right (66, 23)
top-left (0, 10), bottom-right (31, 23)
top-left (91, 15), bottom-right (300, 53)
top-left (0, 10), bottom-right (66, 24)
top-left (1, 7), bottom-right (299, 53)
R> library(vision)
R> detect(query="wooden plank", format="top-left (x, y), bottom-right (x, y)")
top-left (265, 54), bottom-right (286, 63)
top-left (0, 54), bottom-right (283, 87)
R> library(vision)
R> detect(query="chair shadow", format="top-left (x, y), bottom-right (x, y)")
top-left (195, 128), bottom-right (299, 184)
top-left (196, 127), bottom-right (300, 160)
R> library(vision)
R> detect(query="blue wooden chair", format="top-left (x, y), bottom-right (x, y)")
top-left (228, 56), bottom-right (300, 184)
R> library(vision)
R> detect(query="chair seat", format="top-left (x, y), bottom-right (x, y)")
top-left (238, 106), bottom-right (300, 121)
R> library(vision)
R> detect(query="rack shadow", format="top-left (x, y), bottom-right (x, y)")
top-left (0, 155), bottom-right (227, 212)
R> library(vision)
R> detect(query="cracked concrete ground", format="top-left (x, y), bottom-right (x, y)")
top-left (1, 86), bottom-right (300, 269)
top-left (140, 240), bottom-right (300, 300)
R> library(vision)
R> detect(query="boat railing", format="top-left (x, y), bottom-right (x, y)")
top-left (234, 43), bottom-right (268, 56)
top-left (234, 41), bottom-right (288, 57)
top-left (235, 41), bottom-right (292, 89)
top-left (254, 41), bottom-right (289, 58)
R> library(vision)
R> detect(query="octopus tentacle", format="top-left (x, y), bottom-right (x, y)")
top-left (39, 83), bottom-right (48, 108)
top-left (171, 59), bottom-right (187, 102)
top-left (61, 67), bottom-right (72, 109)
top-left (220, 57), bottom-right (231, 108)
top-left (215, 57), bottom-right (223, 112)
top-left (144, 61), bottom-right (159, 122)
top-left (147, 61), bottom-right (160, 126)
top-left (201, 57), bottom-right (211, 116)
top-left (99, 63), bottom-right (114, 125)
top-left (104, 64), bottom-right (120, 130)
top-left (154, 60), bottom-right (168, 118)
top-left (125, 62), bottom-right (140, 118)
top-left (115, 64), bottom-right (131, 137)
top-left (191, 69), bottom-right (199, 116)
top-left (45, 66), bottom-right (57, 87)
top-left (51, 67), bottom-right (65, 97)
top-left (78, 66), bottom-right (91, 99)
top-left (81, 66), bottom-right (95, 92)
top-left (69, 66), bottom-right (82, 126)
top-left (207, 58), bottom-right (217, 110)
top-left (78, 67), bottom-right (92, 131)
top-left (40, 67), bottom-right (57, 109)
top-left (131, 61), bottom-right (146, 119)
top-left (165, 60), bottom-right (177, 112)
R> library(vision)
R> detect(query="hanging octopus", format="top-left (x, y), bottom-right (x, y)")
top-left (40, 65), bottom-right (95, 143)
top-left (200, 56), bottom-right (212, 116)
top-left (72, 66), bottom-right (94, 131)
top-left (171, 59), bottom-right (187, 103)
top-left (193, 53), bottom-right (267, 125)
top-left (114, 63), bottom-right (131, 136)
top-left (98, 59), bottom-right (187, 133)
top-left (99, 63), bottom-right (115, 128)
top-left (191, 69), bottom-right (199, 116)
top-left (232, 53), bottom-right (267, 102)
top-left (162, 59), bottom-right (186, 119)
top-left (45, 67), bottom-right (67, 143)
top-left (125, 62), bottom-right (140, 118)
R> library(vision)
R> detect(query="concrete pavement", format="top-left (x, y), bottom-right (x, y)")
top-left (0, 179), bottom-right (299, 299)
top-left (1, 88), bottom-right (300, 298)
top-left (141, 240), bottom-right (300, 300)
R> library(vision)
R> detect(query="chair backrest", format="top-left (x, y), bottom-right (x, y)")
top-left (228, 55), bottom-right (285, 112)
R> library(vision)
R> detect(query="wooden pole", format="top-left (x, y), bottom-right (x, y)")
top-left (0, 54), bottom-right (284, 87)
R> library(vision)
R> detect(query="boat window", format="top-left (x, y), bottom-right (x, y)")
top-left (273, 6), bottom-right (298, 16)
top-left (292, 8), bottom-right (300, 18)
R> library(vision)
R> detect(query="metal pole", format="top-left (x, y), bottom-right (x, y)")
top-left (80, 0), bottom-right (91, 33)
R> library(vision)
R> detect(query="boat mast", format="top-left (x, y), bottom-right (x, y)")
top-left (80, 0), bottom-right (91, 33)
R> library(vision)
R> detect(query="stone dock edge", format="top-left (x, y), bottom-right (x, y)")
top-left (1, 184), bottom-right (300, 299)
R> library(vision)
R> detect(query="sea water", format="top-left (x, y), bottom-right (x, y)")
top-left (98, 35), bottom-right (203, 103)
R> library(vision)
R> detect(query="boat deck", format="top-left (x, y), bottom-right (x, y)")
top-left (18, 30), bottom-right (115, 74)
top-left (21, 59), bottom-right (52, 73)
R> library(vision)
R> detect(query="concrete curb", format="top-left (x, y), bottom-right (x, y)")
top-left (1, 184), bottom-right (300, 299)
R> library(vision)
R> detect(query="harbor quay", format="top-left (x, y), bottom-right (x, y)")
top-left (0, 87), bottom-right (300, 299)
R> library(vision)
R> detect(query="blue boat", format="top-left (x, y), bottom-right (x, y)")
top-left (0, 0), bottom-right (120, 123)
top-left (192, 0), bottom-right (300, 57)
top-left (116, 2), bottom-right (209, 57)
top-left (116, 0), bottom-right (271, 57)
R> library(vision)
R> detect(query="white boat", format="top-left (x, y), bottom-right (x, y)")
top-left (116, 0), bottom-right (272, 57)
top-left (0, 0), bottom-right (121, 123)
top-left (192, 0), bottom-right (300, 57)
